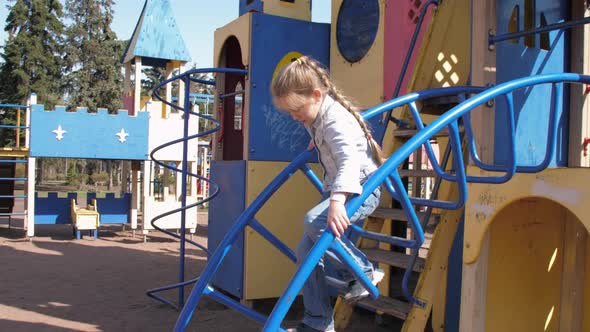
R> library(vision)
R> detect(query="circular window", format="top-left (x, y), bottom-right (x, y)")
top-left (336, 0), bottom-right (380, 63)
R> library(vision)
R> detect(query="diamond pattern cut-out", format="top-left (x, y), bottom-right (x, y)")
top-left (434, 52), bottom-right (460, 87)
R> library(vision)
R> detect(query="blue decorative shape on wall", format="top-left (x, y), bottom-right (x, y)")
top-left (121, 0), bottom-right (191, 66)
top-left (336, 0), bottom-right (380, 63)
top-left (30, 105), bottom-right (149, 160)
top-left (249, 13), bottom-right (330, 162)
top-left (35, 192), bottom-right (77, 225)
top-left (87, 193), bottom-right (131, 224)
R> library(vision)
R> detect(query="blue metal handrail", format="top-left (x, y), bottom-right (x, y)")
top-left (489, 16), bottom-right (590, 47)
top-left (146, 67), bottom-right (248, 309)
top-left (0, 103), bottom-right (28, 109)
top-left (391, 0), bottom-right (439, 100)
top-left (173, 85), bottom-right (484, 332)
top-left (173, 72), bottom-right (588, 331)
top-left (261, 73), bottom-right (590, 331)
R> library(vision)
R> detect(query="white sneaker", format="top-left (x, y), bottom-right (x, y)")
top-left (343, 268), bottom-right (384, 304)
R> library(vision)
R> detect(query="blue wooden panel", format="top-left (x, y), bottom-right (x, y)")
top-left (30, 105), bottom-right (149, 160)
top-left (239, 0), bottom-right (263, 15)
top-left (123, 0), bottom-right (191, 64)
top-left (208, 160), bottom-right (246, 298)
top-left (494, 0), bottom-right (569, 167)
top-left (35, 192), bottom-right (77, 225)
top-left (336, 0), bottom-right (380, 63)
top-left (249, 13), bottom-right (330, 162)
top-left (444, 216), bottom-right (464, 332)
top-left (87, 193), bottom-right (131, 224)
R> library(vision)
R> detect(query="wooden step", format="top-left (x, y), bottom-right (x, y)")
top-left (421, 94), bottom-right (463, 115)
top-left (370, 207), bottom-right (437, 223)
top-left (357, 296), bottom-right (411, 320)
top-left (398, 169), bottom-right (438, 178)
top-left (363, 248), bottom-right (426, 272)
top-left (393, 127), bottom-right (463, 138)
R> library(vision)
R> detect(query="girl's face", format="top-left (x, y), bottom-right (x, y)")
top-left (274, 89), bottom-right (323, 126)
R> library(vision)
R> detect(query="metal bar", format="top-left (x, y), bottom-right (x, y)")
top-left (0, 125), bottom-right (28, 129)
top-left (489, 17), bottom-right (590, 45)
top-left (299, 163), bottom-right (323, 193)
top-left (391, 0), bottom-right (439, 100)
top-left (219, 90), bottom-right (245, 99)
top-left (0, 104), bottom-right (28, 108)
top-left (0, 160), bottom-right (27, 163)
top-left (176, 75), bottom-right (192, 307)
top-left (205, 286), bottom-right (272, 326)
top-left (0, 178), bottom-right (27, 181)
top-left (249, 218), bottom-right (297, 263)
top-left (0, 195), bottom-right (26, 199)
top-left (0, 212), bottom-right (26, 216)
top-left (16, 106), bottom-right (20, 148)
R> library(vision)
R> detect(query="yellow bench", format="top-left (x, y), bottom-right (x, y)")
top-left (71, 198), bottom-right (100, 239)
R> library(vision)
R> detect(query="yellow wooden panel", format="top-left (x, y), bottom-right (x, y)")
top-left (465, 167), bottom-right (590, 264)
top-left (485, 198), bottom-right (565, 332)
top-left (263, 0), bottom-right (311, 21)
top-left (213, 13), bottom-right (251, 68)
top-left (407, 0), bottom-right (471, 92)
top-left (330, 0), bottom-right (385, 109)
top-left (243, 160), bottom-right (323, 299)
top-left (585, 238), bottom-right (590, 332)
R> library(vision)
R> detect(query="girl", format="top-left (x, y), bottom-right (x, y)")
top-left (271, 56), bottom-right (384, 332)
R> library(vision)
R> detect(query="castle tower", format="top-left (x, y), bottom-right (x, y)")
top-left (121, 0), bottom-right (191, 116)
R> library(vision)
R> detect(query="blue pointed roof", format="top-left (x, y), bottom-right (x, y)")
top-left (121, 0), bottom-right (191, 67)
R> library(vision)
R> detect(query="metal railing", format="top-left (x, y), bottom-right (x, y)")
top-left (145, 67), bottom-right (248, 309)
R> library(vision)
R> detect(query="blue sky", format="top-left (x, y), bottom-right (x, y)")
top-left (0, 0), bottom-right (331, 68)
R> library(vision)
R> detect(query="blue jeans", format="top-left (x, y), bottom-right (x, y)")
top-left (296, 187), bottom-right (381, 331)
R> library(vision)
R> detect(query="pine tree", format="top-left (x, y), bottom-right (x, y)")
top-left (63, 0), bottom-right (125, 113)
top-left (0, 0), bottom-right (64, 106)
top-left (0, 0), bottom-right (64, 147)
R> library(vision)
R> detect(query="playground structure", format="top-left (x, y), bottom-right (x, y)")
top-left (171, 0), bottom-right (590, 331)
top-left (0, 0), bottom-right (214, 242)
top-left (1, 0), bottom-right (590, 331)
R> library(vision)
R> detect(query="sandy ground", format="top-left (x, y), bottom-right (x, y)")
top-left (0, 211), bottom-right (402, 332)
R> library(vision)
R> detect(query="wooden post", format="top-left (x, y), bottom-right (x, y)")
top-left (134, 57), bottom-right (142, 115)
top-left (568, 2), bottom-right (590, 167)
top-left (558, 214), bottom-right (587, 332)
top-left (177, 62), bottom-right (186, 113)
top-left (165, 62), bottom-right (174, 118)
top-left (26, 157), bottom-right (36, 237)
top-left (469, 0), bottom-right (497, 164)
top-left (459, 232), bottom-right (489, 332)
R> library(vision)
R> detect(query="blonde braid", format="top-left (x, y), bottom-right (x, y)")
top-left (299, 56), bottom-right (385, 165)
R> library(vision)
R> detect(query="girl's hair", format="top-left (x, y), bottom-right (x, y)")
top-left (271, 56), bottom-right (384, 165)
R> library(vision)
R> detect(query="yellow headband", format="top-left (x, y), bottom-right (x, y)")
top-left (296, 57), bottom-right (304, 65)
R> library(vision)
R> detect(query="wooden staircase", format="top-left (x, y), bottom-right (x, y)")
top-left (334, 99), bottom-right (463, 331)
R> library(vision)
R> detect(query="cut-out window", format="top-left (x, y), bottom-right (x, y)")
top-left (280, 0), bottom-right (295, 3)
top-left (434, 52), bottom-right (460, 87)
top-left (508, 5), bottom-right (519, 44)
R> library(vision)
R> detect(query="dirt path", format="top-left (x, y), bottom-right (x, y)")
top-left (0, 213), bottom-right (400, 331)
